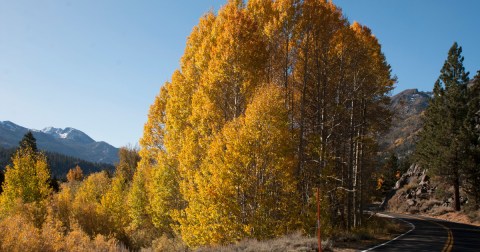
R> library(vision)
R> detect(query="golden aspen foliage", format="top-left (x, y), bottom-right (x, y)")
top-left (0, 0), bottom-right (397, 249)
top-left (126, 165), bottom-right (159, 249)
top-left (100, 174), bottom-right (130, 237)
top-left (179, 85), bottom-right (297, 247)
top-left (138, 84), bottom-right (169, 169)
top-left (137, 0), bottom-right (394, 247)
top-left (41, 208), bottom-right (67, 252)
top-left (50, 183), bottom-right (74, 229)
top-left (0, 146), bottom-right (51, 218)
top-left (0, 2), bottom-right (396, 249)
top-left (72, 171), bottom-right (110, 236)
top-left (127, 165), bottom-right (149, 230)
top-left (147, 154), bottom-right (181, 236)
top-left (67, 165), bottom-right (84, 182)
top-left (0, 214), bottom-right (44, 252)
top-left (115, 146), bottom-right (140, 182)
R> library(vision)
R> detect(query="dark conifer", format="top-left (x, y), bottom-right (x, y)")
top-left (416, 42), bottom-right (469, 211)
top-left (19, 131), bottom-right (38, 153)
top-left (463, 71), bottom-right (480, 207)
top-left (48, 176), bottom-right (60, 192)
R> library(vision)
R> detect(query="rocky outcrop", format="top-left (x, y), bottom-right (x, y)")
top-left (381, 164), bottom-right (468, 214)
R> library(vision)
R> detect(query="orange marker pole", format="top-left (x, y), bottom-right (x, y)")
top-left (317, 187), bottom-right (322, 252)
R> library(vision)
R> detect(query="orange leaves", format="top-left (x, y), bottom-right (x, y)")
top-left (67, 165), bottom-right (83, 183)
top-left (136, 0), bottom-right (394, 247)
top-left (0, 148), bottom-right (51, 217)
top-left (181, 85), bottom-right (297, 245)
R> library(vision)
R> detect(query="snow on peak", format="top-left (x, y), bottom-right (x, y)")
top-left (41, 127), bottom-right (94, 143)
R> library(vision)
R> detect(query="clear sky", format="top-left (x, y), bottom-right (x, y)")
top-left (0, 0), bottom-right (479, 147)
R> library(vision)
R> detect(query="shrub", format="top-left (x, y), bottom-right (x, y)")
top-left (144, 234), bottom-right (187, 252)
top-left (0, 214), bottom-right (45, 252)
top-left (431, 206), bottom-right (454, 216)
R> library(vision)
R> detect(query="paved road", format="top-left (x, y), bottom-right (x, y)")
top-left (363, 213), bottom-right (480, 252)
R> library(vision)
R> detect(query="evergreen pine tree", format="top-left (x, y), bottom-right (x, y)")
top-left (416, 42), bottom-right (469, 211)
top-left (19, 131), bottom-right (38, 153)
top-left (463, 71), bottom-right (480, 207)
top-left (379, 152), bottom-right (399, 192)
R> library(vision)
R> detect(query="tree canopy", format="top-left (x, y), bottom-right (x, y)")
top-left (0, 132), bottom-right (52, 217)
top-left (136, 0), bottom-right (394, 247)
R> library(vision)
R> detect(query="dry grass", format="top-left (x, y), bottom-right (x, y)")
top-left (466, 210), bottom-right (480, 225)
top-left (421, 208), bottom-right (480, 227)
top-left (420, 199), bottom-right (442, 212)
top-left (195, 232), bottom-right (331, 252)
top-left (194, 215), bottom-right (408, 252)
top-left (386, 192), bottom-right (409, 213)
top-left (332, 215), bottom-right (409, 251)
top-left (430, 206), bottom-right (454, 216)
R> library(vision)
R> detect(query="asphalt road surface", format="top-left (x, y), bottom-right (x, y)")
top-left (363, 213), bottom-right (480, 252)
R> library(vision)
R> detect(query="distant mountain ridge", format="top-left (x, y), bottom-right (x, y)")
top-left (0, 146), bottom-right (115, 180)
top-left (0, 121), bottom-right (119, 164)
top-left (380, 89), bottom-right (432, 158)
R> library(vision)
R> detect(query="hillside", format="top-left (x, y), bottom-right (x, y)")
top-left (0, 146), bottom-right (115, 179)
top-left (380, 89), bottom-right (432, 158)
top-left (0, 121), bottom-right (119, 164)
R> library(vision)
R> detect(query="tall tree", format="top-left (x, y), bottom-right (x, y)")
top-left (378, 152), bottom-right (399, 193)
top-left (115, 146), bottom-right (140, 182)
top-left (138, 0), bottom-right (394, 246)
top-left (72, 171), bottom-right (110, 236)
top-left (0, 133), bottom-right (52, 216)
top-left (463, 71), bottom-right (480, 207)
top-left (416, 42), bottom-right (469, 211)
top-left (179, 85), bottom-right (297, 247)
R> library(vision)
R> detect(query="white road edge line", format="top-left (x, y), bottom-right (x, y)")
top-left (360, 213), bottom-right (416, 252)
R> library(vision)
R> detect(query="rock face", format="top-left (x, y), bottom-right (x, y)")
top-left (381, 164), bottom-right (468, 214)
top-left (394, 164), bottom-right (425, 190)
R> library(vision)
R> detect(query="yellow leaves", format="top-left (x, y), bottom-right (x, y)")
top-left (0, 214), bottom-right (44, 252)
top-left (147, 156), bottom-right (180, 234)
top-left (100, 174), bottom-right (129, 231)
top-left (138, 83), bottom-right (169, 167)
top-left (67, 165), bottom-right (83, 182)
top-left (0, 148), bottom-right (51, 217)
top-left (178, 85), bottom-right (297, 247)
top-left (126, 167), bottom-right (149, 230)
top-left (72, 172), bottom-right (110, 236)
top-left (135, 0), bottom-right (394, 248)
top-left (376, 176), bottom-right (385, 190)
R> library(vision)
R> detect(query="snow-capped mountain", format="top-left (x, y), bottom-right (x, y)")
top-left (41, 127), bottom-right (95, 143)
top-left (0, 121), bottom-right (119, 164)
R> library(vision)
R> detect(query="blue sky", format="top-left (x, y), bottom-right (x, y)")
top-left (0, 0), bottom-right (478, 147)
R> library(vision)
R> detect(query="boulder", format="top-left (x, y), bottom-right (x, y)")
top-left (415, 188), bottom-right (422, 196)
top-left (419, 174), bottom-right (430, 185)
